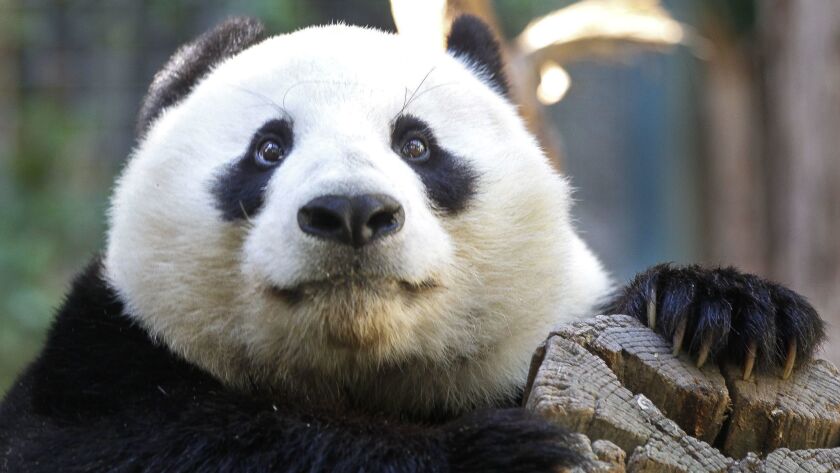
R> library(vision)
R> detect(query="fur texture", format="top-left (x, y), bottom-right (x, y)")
top-left (0, 262), bottom-right (583, 472)
top-left (136, 17), bottom-right (266, 138)
top-left (604, 264), bottom-right (825, 371)
top-left (446, 15), bottom-right (509, 96)
top-left (105, 18), bottom-right (611, 416)
top-left (212, 118), bottom-right (294, 221)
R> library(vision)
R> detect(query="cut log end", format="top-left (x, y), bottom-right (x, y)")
top-left (526, 314), bottom-right (840, 472)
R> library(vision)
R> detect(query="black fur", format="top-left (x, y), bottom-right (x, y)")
top-left (136, 17), bottom-right (266, 138)
top-left (604, 264), bottom-right (826, 371)
top-left (392, 114), bottom-right (478, 214)
top-left (213, 119), bottom-right (294, 221)
top-left (446, 15), bottom-right (509, 97)
top-left (0, 260), bottom-right (584, 472)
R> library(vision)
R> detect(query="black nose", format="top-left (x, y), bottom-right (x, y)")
top-left (298, 194), bottom-right (405, 248)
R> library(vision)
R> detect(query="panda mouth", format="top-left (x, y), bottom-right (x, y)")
top-left (269, 277), bottom-right (441, 304)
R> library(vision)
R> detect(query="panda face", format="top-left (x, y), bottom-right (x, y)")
top-left (105, 24), bottom-right (609, 413)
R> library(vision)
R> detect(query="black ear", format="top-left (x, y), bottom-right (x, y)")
top-left (136, 17), bottom-right (266, 139)
top-left (446, 15), bottom-right (508, 97)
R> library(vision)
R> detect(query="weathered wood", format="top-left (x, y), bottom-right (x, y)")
top-left (526, 314), bottom-right (840, 471)
top-left (525, 333), bottom-right (731, 472)
top-left (564, 434), bottom-right (626, 473)
top-left (592, 439), bottom-right (626, 471)
top-left (731, 448), bottom-right (840, 472)
top-left (552, 315), bottom-right (730, 444)
top-left (721, 360), bottom-right (840, 458)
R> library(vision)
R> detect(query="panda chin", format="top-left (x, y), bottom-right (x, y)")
top-left (265, 274), bottom-right (443, 350)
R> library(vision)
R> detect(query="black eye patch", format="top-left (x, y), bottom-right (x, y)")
top-left (391, 115), bottom-right (478, 214)
top-left (212, 119), bottom-right (293, 221)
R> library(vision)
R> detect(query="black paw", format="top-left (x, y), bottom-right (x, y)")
top-left (606, 264), bottom-right (825, 380)
top-left (443, 408), bottom-right (585, 472)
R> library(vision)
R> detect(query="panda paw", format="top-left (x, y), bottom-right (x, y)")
top-left (443, 408), bottom-right (585, 472)
top-left (607, 264), bottom-right (825, 380)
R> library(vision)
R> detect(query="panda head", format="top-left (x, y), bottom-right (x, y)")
top-left (105, 17), bottom-right (607, 414)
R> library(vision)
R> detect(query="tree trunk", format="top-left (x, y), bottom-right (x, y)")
top-left (759, 1), bottom-right (840, 363)
top-left (700, 18), bottom-right (768, 276)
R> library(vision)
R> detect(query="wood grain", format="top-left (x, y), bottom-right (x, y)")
top-left (526, 315), bottom-right (840, 472)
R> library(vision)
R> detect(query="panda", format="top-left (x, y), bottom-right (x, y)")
top-left (0, 16), bottom-right (825, 472)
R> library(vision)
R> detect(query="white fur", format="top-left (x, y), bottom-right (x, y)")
top-left (105, 24), bottom-right (611, 415)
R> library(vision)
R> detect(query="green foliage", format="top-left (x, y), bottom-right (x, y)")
top-left (702, 0), bottom-right (755, 37)
top-left (1, 97), bottom-right (110, 393)
top-left (494, 0), bottom-right (577, 39)
top-left (229, 0), bottom-right (318, 32)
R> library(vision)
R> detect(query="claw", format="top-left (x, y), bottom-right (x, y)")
top-left (671, 318), bottom-right (687, 356)
top-left (647, 287), bottom-right (657, 330)
top-left (696, 335), bottom-right (712, 369)
top-left (782, 340), bottom-right (797, 380)
top-left (743, 340), bottom-right (757, 381)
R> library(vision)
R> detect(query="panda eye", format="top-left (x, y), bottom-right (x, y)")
top-left (399, 135), bottom-right (430, 162)
top-left (254, 139), bottom-right (286, 167)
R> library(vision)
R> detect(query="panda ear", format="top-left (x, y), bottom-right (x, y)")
top-left (446, 15), bottom-right (508, 97)
top-left (136, 17), bottom-right (266, 139)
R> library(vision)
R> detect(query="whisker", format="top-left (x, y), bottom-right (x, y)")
top-left (393, 67), bottom-right (436, 121)
top-left (227, 83), bottom-right (289, 118)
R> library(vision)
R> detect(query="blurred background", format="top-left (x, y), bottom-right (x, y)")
top-left (1, 0), bottom-right (838, 394)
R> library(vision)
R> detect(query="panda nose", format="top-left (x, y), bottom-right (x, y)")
top-left (298, 194), bottom-right (405, 248)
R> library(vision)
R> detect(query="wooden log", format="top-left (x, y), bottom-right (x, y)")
top-left (551, 315), bottom-right (730, 444)
top-left (564, 434), bottom-right (626, 473)
top-left (525, 333), bottom-right (731, 472)
top-left (592, 439), bottom-right (627, 471)
top-left (734, 448), bottom-right (840, 472)
top-left (565, 432), bottom-right (840, 473)
top-left (721, 361), bottom-right (840, 458)
top-left (525, 314), bottom-right (840, 471)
